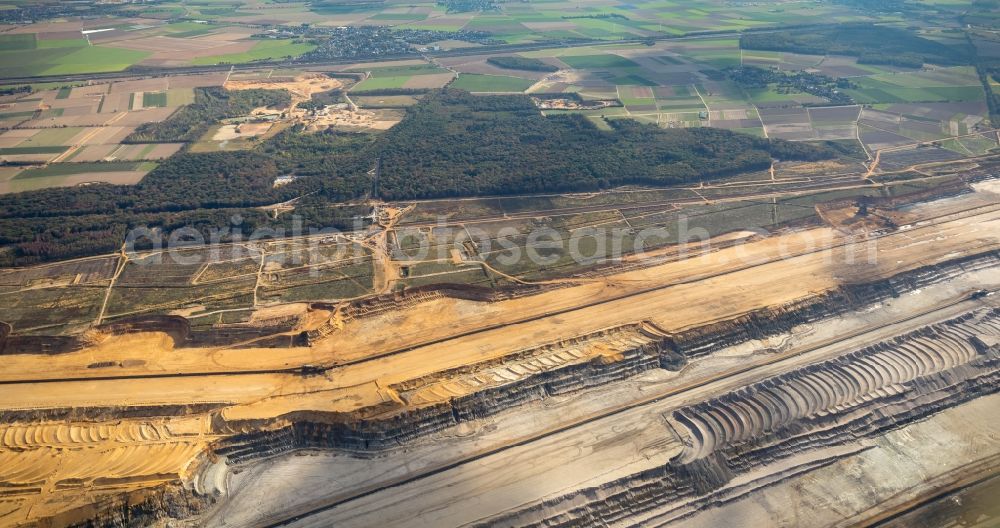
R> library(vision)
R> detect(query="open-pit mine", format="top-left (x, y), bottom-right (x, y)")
top-left (2, 156), bottom-right (1000, 528)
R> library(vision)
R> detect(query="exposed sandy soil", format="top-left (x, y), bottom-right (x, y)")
top-left (212, 123), bottom-right (273, 141)
top-left (306, 107), bottom-right (402, 131)
top-left (224, 74), bottom-right (343, 107)
top-left (0, 190), bottom-right (997, 526)
top-left (2, 196), bottom-right (997, 397)
top-left (221, 73), bottom-right (401, 132)
top-left (206, 273), bottom-right (999, 528)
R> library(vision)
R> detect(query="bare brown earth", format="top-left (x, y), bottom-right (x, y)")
top-left (223, 73), bottom-right (343, 106)
top-left (221, 73), bottom-right (399, 131)
top-left (0, 186), bottom-right (998, 526)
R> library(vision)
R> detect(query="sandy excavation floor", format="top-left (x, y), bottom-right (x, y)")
top-left (3, 195), bottom-right (999, 392)
top-left (204, 269), bottom-right (999, 527)
top-left (0, 189), bottom-right (998, 526)
top-left (223, 73), bottom-right (343, 104)
top-left (287, 350), bottom-right (1000, 528)
top-left (222, 73), bottom-right (401, 131)
top-left (212, 122), bottom-right (273, 140)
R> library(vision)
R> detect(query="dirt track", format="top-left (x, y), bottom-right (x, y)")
top-left (1, 190), bottom-right (998, 527)
top-left (2, 197), bottom-right (998, 409)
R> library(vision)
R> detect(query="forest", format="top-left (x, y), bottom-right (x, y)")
top-left (0, 130), bottom-right (374, 266)
top-left (724, 66), bottom-right (857, 105)
top-left (0, 89), bottom-right (835, 266)
top-left (740, 24), bottom-right (968, 68)
top-left (124, 87), bottom-right (291, 143)
top-left (375, 90), bottom-right (834, 199)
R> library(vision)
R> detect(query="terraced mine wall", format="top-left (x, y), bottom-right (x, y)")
top-left (664, 250), bottom-right (1000, 359)
top-left (61, 482), bottom-right (209, 528)
top-left (213, 251), bottom-right (1000, 462)
top-left (1, 403), bottom-right (225, 424)
top-left (215, 332), bottom-right (672, 456)
top-left (473, 309), bottom-right (1000, 527)
top-left (293, 345), bottom-right (664, 452)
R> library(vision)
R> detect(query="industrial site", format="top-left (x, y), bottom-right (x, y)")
top-left (3, 0), bottom-right (1000, 526)
top-left (1, 153), bottom-right (999, 526)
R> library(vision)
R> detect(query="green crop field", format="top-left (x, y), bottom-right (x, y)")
top-left (190, 40), bottom-right (316, 66)
top-left (143, 91), bottom-right (168, 108)
top-left (351, 76), bottom-right (413, 92)
top-left (0, 33), bottom-right (36, 51)
top-left (847, 77), bottom-right (985, 103)
top-left (355, 64), bottom-right (450, 76)
top-left (559, 54), bottom-right (641, 69)
top-left (0, 110), bottom-right (36, 120)
top-left (0, 146), bottom-right (68, 155)
top-left (450, 74), bottom-right (535, 93)
top-left (0, 40), bottom-right (150, 77)
top-left (17, 128), bottom-right (84, 147)
top-left (368, 12), bottom-right (428, 22)
top-left (14, 161), bottom-right (153, 179)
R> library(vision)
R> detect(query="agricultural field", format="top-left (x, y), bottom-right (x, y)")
top-left (351, 94), bottom-right (425, 108)
top-left (0, 0), bottom-right (923, 79)
top-left (0, 32), bottom-right (150, 77)
top-left (300, 0), bottom-right (890, 43)
top-left (349, 64), bottom-right (455, 92)
top-left (510, 37), bottom-right (994, 154)
top-left (0, 17), bottom-right (317, 74)
top-left (189, 39), bottom-right (317, 66)
top-left (0, 72), bottom-right (225, 193)
top-left (449, 73), bottom-right (536, 93)
top-left (0, 161), bottom-right (157, 194)
top-left (2, 1), bottom-right (1000, 528)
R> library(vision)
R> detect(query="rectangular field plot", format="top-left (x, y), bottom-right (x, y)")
top-left (352, 95), bottom-right (423, 108)
top-left (846, 74), bottom-right (985, 104)
top-left (4, 286), bottom-right (107, 334)
top-left (262, 239), bottom-right (370, 269)
top-left (2, 161), bottom-right (155, 193)
top-left (860, 126), bottom-right (913, 151)
top-left (877, 146), bottom-right (965, 170)
top-left (350, 64), bottom-right (455, 92)
top-left (142, 91), bottom-right (168, 108)
top-left (106, 278), bottom-right (257, 317)
top-left (450, 74), bottom-right (536, 93)
top-left (400, 265), bottom-right (490, 289)
top-left (0, 256), bottom-right (118, 289)
top-left (808, 106), bottom-right (862, 125)
top-left (398, 198), bottom-right (506, 225)
top-left (952, 134), bottom-right (1000, 156)
top-left (196, 258), bottom-right (261, 283)
top-left (12, 127), bottom-right (88, 148)
top-left (559, 54), bottom-right (642, 69)
top-left (258, 259), bottom-right (375, 303)
top-left (189, 40), bottom-right (316, 66)
top-left (0, 40), bottom-right (151, 77)
top-left (117, 253), bottom-right (206, 287)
